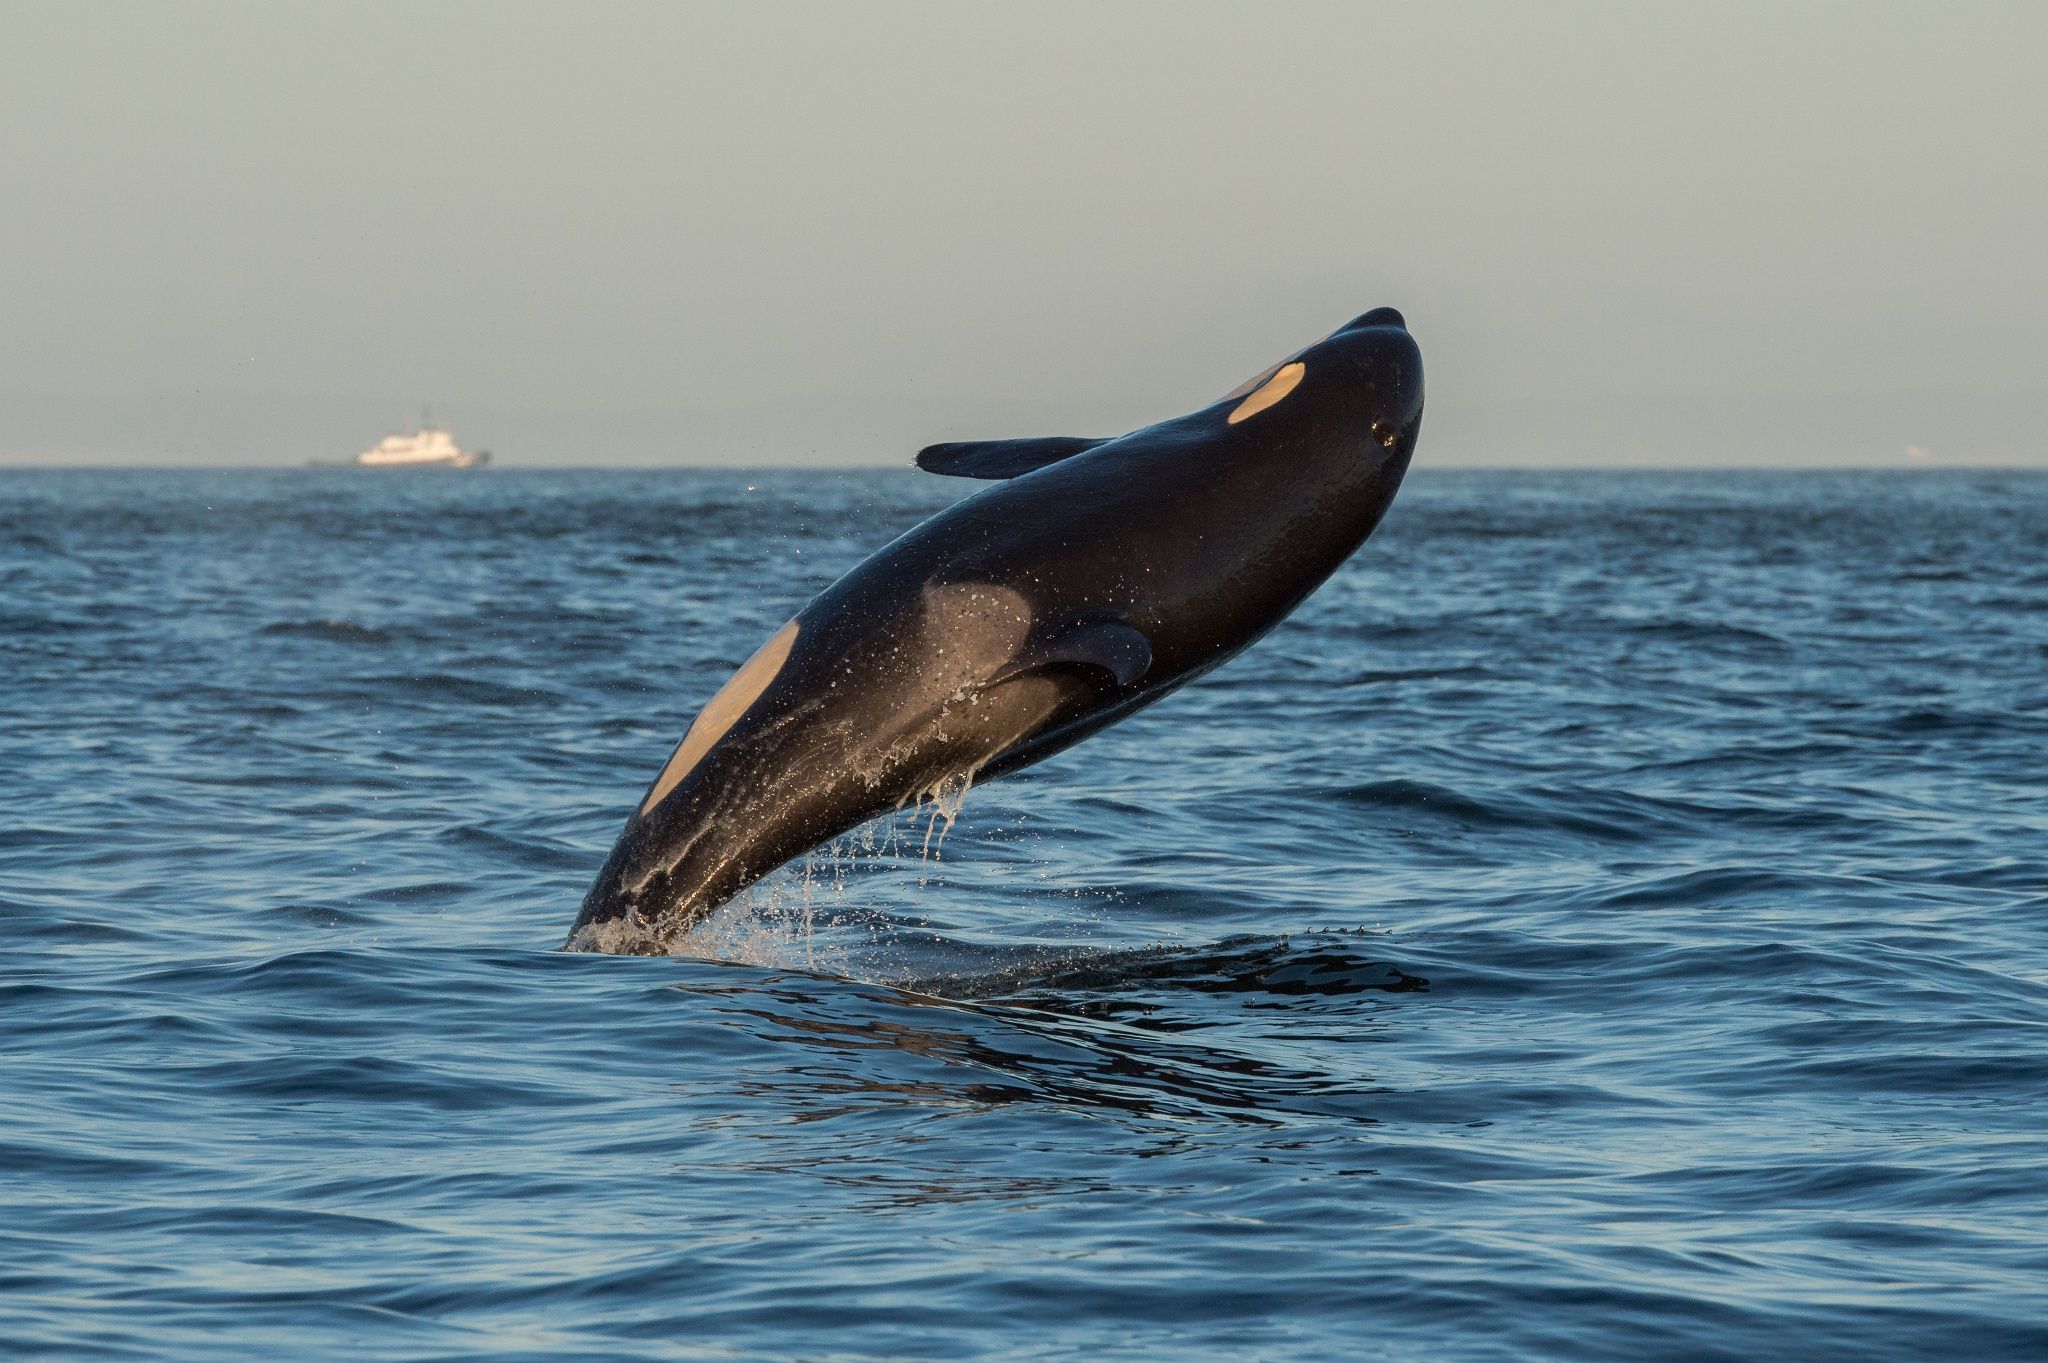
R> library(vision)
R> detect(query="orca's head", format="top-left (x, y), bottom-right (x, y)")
top-left (1329, 307), bottom-right (1424, 454)
top-left (1218, 306), bottom-right (1424, 468)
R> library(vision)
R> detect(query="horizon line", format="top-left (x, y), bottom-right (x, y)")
top-left (3, 459), bottom-right (2044, 473)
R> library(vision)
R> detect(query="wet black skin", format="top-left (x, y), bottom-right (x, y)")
top-left (571, 308), bottom-right (1423, 946)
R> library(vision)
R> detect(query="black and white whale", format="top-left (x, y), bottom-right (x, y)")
top-left (569, 307), bottom-right (1423, 949)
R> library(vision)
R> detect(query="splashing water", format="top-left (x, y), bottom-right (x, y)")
top-left (565, 809), bottom-right (941, 966)
top-left (917, 767), bottom-right (977, 868)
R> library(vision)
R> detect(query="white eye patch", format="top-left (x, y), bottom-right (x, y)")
top-left (1228, 362), bottom-right (1304, 425)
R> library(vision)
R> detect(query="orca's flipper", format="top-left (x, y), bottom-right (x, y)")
top-left (915, 436), bottom-right (1110, 480)
top-left (990, 615), bottom-right (1152, 691)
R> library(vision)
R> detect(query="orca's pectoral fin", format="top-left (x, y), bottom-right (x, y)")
top-left (914, 436), bottom-right (1111, 480)
top-left (991, 615), bottom-right (1153, 691)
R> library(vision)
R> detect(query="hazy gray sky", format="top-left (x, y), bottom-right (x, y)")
top-left (4, 1), bottom-right (2044, 466)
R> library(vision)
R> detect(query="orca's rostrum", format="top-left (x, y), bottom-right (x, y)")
top-left (570, 307), bottom-right (1424, 949)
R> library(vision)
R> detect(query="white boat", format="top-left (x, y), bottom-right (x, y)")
top-left (352, 413), bottom-right (489, 468)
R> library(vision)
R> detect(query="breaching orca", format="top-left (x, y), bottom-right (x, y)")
top-left (570, 307), bottom-right (1423, 948)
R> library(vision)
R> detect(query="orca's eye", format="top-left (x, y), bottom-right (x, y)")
top-left (1371, 418), bottom-right (1402, 449)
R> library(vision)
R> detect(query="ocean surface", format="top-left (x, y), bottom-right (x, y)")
top-left (4, 466), bottom-right (2046, 1361)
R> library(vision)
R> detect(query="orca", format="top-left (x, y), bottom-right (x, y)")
top-left (570, 307), bottom-right (1423, 948)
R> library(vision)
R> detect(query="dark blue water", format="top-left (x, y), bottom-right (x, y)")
top-left (5, 467), bottom-right (2046, 1361)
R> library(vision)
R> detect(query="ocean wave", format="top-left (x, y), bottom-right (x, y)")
top-left (258, 618), bottom-right (398, 645)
